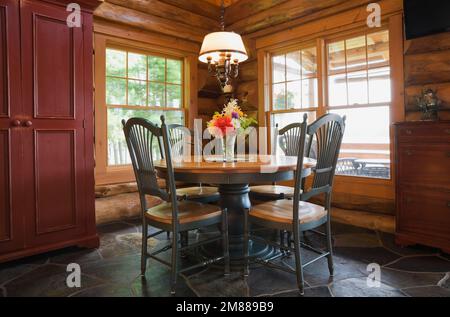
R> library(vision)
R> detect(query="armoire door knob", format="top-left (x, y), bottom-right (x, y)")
top-left (24, 121), bottom-right (33, 127)
top-left (11, 120), bottom-right (21, 127)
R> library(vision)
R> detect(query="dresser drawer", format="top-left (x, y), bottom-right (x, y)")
top-left (398, 188), bottom-right (450, 239)
top-left (398, 144), bottom-right (450, 188)
top-left (397, 123), bottom-right (450, 143)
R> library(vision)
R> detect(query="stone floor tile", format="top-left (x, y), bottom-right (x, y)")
top-left (48, 247), bottom-right (102, 265)
top-left (71, 284), bottom-right (134, 297)
top-left (3, 264), bottom-right (102, 297)
top-left (269, 286), bottom-right (332, 297)
top-left (334, 246), bottom-right (400, 266)
top-left (386, 255), bottom-right (450, 273)
top-left (334, 232), bottom-right (381, 248)
top-left (378, 231), bottom-right (440, 256)
top-left (402, 286), bottom-right (450, 297)
top-left (0, 262), bottom-right (38, 286)
top-left (329, 277), bottom-right (405, 297)
top-left (380, 267), bottom-right (445, 289)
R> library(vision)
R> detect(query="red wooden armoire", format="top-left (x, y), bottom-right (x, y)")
top-left (0, 0), bottom-right (100, 262)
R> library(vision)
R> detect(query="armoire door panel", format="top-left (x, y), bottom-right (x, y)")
top-left (0, 0), bottom-right (24, 257)
top-left (34, 14), bottom-right (75, 119)
top-left (0, 129), bottom-right (11, 241)
top-left (20, 0), bottom-right (88, 248)
top-left (0, 5), bottom-right (8, 117)
top-left (34, 130), bottom-right (77, 234)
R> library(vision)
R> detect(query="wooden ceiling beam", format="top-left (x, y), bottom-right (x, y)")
top-left (105, 0), bottom-right (220, 31)
top-left (158, 0), bottom-right (221, 20)
top-left (229, 0), bottom-right (374, 36)
top-left (225, 0), bottom-right (290, 26)
top-left (94, 2), bottom-right (208, 42)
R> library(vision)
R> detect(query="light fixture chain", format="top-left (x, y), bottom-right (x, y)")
top-left (220, 0), bottom-right (225, 31)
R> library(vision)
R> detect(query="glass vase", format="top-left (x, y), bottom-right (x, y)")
top-left (222, 134), bottom-right (236, 162)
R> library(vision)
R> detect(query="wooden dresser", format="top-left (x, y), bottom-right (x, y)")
top-left (394, 121), bottom-right (450, 254)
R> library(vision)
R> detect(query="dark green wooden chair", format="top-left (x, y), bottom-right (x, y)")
top-left (244, 113), bottom-right (346, 295)
top-left (122, 116), bottom-right (230, 295)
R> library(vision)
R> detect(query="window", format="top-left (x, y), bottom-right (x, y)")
top-left (271, 46), bottom-right (318, 111)
top-left (105, 48), bottom-right (184, 166)
top-left (326, 30), bottom-right (391, 179)
top-left (268, 30), bottom-right (392, 180)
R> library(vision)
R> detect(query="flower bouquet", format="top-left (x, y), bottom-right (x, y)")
top-left (207, 99), bottom-right (257, 161)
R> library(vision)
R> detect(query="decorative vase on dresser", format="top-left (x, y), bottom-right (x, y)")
top-left (394, 121), bottom-right (450, 254)
top-left (0, 0), bottom-right (102, 263)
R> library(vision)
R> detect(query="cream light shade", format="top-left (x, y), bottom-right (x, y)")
top-left (199, 32), bottom-right (248, 63)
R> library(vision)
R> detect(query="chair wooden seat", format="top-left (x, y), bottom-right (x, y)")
top-left (249, 200), bottom-right (326, 225)
top-left (250, 185), bottom-right (297, 199)
top-left (176, 186), bottom-right (219, 200)
top-left (145, 200), bottom-right (222, 225)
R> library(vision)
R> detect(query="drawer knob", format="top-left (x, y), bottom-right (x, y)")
top-left (447, 202), bottom-right (450, 208)
top-left (406, 150), bottom-right (413, 156)
top-left (445, 129), bottom-right (450, 135)
top-left (405, 129), bottom-right (413, 135)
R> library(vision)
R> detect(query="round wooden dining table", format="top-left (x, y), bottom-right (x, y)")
top-left (154, 155), bottom-right (316, 265)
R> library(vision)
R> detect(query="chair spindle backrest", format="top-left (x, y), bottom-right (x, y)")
top-left (122, 117), bottom-right (178, 214)
top-left (304, 114), bottom-right (346, 198)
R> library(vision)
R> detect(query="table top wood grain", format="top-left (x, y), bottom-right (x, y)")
top-left (154, 155), bottom-right (316, 174)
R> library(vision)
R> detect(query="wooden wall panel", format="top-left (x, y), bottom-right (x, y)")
top-left (0, 130), bottom-right (11, 241)
top-left (0, 6), bottom-right (6, 116)
top-left (34, 15), bottom-right (74, 118)
top-left (34, 130), bottom-right (77, 234)
top-left (404, 31), bottom-right (450, 120)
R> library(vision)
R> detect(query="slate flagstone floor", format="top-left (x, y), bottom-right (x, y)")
top-left (1, 219), bottom-right (449, 297)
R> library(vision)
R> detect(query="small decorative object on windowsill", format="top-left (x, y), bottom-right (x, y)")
top-left (207, 99), bottom-right (257, 162)
top-left (416, 88), bottom-right (441, 121)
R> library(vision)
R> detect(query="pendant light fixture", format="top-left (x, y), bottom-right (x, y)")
top-left (198, 0), bottom-right (248, 93)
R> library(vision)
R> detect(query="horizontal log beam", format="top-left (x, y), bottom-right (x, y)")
top-left (94, 2), bottom-right (208, 42)
top-left (229, 0), bottom-right (352, 35)
top-left (255, 0), bottom-right (402, 49)
top-left (404, 49), bottom-right (450, 86)
top-left (225, 0), bottom-right (290, 26)
top-left (158, 0), bottom-right (221, 20)
top-left (105, 0), bottom-right (220, 31)
top-left (94, 19), bottom-right (201, 53)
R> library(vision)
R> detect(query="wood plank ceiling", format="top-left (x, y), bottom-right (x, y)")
top-left (93, 0), bottom-right (375, 43)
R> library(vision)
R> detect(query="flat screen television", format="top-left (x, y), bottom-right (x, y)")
top-left (404, 0), bottom-right (450, 40)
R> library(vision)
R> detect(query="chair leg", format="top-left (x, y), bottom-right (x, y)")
top-left (326, 218), bottom-right (334, 277)
top-left (180, 231), bottom-right (188, 258)
top-left (286, 231), bottom-right (292, 255)
top-left (166, 231), bottom-right (170, 239)
top-left (243, 209), bottom-right (249, 277)
top-left (222, 209), bottom-right (230, 276)
top-left (279, 230), bottom-right (285, 254)
top-left (141, 219), bottom-right (148, 276)
top-left (170, 230), bottom-right (179, 295)
top-left (293, 227), bottom-right (305, 296)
